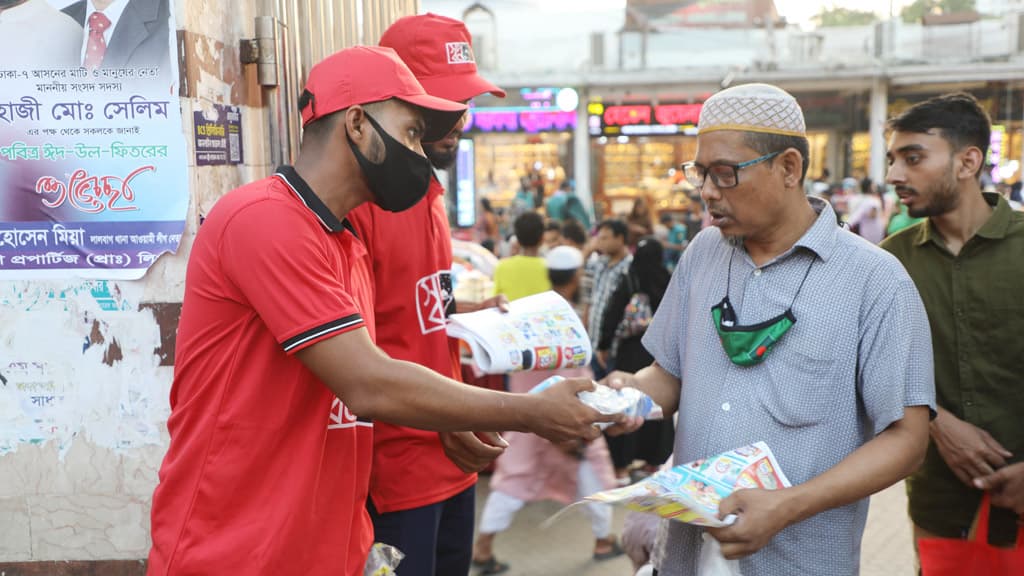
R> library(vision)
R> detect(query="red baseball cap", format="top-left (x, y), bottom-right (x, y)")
top-left (300, 45), bottom-right (467, 142)
top-left (380, 13), bottom-right (506, 103)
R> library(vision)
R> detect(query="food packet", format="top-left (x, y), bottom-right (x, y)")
top-left (363, 543), bottom-right (404, 576)
top-left (529, 375), bottom-right (663, 428)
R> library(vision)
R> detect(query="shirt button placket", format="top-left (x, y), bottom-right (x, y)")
top-left (952, 258), bottom-right (972, 420)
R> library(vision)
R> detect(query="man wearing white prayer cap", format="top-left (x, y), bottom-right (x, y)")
top-left (603, 83), bottom-right (936, 576)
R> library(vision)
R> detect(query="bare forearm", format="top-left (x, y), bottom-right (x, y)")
top-left (785, 406), bottom-right (930, 524)
top-left (624, 362), bottom-right (681, 418)
top-left (377, 362), bottom-right (533, 430)
top-left (297, 330), bottom-right (534, 433)
top-left (347, 355), bottom-right (533, 432)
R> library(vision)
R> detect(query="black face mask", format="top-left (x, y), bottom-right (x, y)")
top-left (347, 113), bottom-right (432, 213)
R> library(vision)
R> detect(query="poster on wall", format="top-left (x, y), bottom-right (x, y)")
top-left (194, 104), bottom-right (243, 166)
top-left (0, 0), bottom-right (187, 279)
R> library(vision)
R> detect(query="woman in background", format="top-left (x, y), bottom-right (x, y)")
top-left (625, 197), bottom-right (654, 248)
top-left (596, 238), bottom-right (674, 484)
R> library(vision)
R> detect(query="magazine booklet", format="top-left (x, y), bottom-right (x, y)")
top-left (545, 442), bottom-right (790, 529)
top-left (447, 291), bottom-right (591, 374)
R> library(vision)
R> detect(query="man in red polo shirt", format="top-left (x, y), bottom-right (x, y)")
top-left (147, 46), bottom-right (613, 576)
top-left (347, 15), bottom-right (510, 576)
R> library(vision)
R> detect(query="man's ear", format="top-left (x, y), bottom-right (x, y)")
top-left (343, 105), bottom-right (367, 143)
top-left (957, 146), bottom-right (985, 182)
top-left (780, 148), bottom-right (803, 189)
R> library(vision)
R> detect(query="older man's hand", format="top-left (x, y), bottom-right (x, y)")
top-left (706, 488), bottom-right (799, 559)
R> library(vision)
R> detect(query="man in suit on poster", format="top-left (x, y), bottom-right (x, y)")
top-left (63, 0), bottom-right (170, 70)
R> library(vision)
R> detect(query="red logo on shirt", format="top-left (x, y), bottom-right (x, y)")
top-left (415, 271), bottom-right (454, 335)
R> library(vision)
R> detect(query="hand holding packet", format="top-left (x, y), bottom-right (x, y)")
top-left (528, 375), bottom-right (664, 429)
top-left (363, 543), bottom-right (404, 575)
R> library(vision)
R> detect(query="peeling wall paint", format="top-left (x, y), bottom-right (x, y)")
top-left (0, 280), bottom-right (168, 460)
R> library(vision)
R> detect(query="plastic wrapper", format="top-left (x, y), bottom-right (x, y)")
top-left (698, 533), bottom-right (744, 576)
top-left (363, 543), bottom-right (404, 576)
top-left (528, 375), bottom-right (663, 429)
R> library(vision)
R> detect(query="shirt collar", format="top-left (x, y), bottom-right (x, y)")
top-left (86, 0), bottom-right (130, 30)
top-left (914, 192), bottom-right (1010, 246)
top-left (429, 172), bottom-right (445, 200)
top-left (273, 165), bottom-right (355, 235)
top-left (791, 196), bottom-right (839, 261)
top-left (975, 192), bottom-right (1012, 240)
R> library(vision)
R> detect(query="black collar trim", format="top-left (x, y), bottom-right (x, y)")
top-left (274, 165), bottom-right (356, 236)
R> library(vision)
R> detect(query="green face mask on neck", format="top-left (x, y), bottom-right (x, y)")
top-left (712, 250), bottom-right (814, 367)
top-left (712, 296), bottom-right (795, 366)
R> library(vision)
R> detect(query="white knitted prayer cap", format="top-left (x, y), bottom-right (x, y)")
top-left (698, 83), bottom-right (806, 138)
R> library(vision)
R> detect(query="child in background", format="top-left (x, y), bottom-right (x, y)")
top-left (492, 212), bottom-right (551, 301)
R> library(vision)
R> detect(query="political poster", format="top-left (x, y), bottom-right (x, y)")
top-left (0, 0), bottom-right (187, 279)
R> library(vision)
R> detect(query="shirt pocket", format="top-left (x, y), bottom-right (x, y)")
top-left (758, 348), bottom-right (836, 428)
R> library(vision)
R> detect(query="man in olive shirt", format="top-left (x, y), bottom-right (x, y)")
top-left (882, 93), bottom-right (1024, 547)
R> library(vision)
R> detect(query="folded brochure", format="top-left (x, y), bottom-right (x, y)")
top-left (547, 442), bottom-right (790, 529)
top-left (447, 291), bottom-right (591, 374)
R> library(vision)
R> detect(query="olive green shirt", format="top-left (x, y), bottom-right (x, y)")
top-left (881, 193), bottom-right (1024, 542)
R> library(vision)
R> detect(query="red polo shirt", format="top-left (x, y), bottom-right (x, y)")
top-left (148, 166), bottom-right (376, 576)
top-left (348, 176), bottom-right (475, 513)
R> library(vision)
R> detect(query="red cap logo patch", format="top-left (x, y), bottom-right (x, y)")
top-left (446, 42), bottom-right (475, 64)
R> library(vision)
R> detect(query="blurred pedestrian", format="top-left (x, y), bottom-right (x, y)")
top-left (492, 212), bottom-right (550, 301)
top-left (473, 245), bottom-right (622, 574)
top-left (560, 218), bottom-right (588, 251)
top-left (659, 213), bottom-right (688, 270)
top-left (542, 219), bottom-right (562, 253)
top-left (847, 178), bottom-right (885, 243)
top-left (626, 196), bottom-right (654, 247)
top-left (596, 238), bottom-right (674, 484)
top-left (584, 219), bottom-right (631, 380)
top-left (476, 197), bottom-right (500, 245)
top-left (546, 180), bottom-right (570, 222)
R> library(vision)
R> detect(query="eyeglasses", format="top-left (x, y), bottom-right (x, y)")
top-left (682, 151), bottom-right (781, 190)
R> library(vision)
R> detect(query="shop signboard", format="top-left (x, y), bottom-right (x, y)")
top-left (588, 101), bottom-right (703, 137)
top-left (464, 87), bottom-right (579, 134)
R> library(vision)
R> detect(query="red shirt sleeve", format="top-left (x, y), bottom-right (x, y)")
top-left (218, 199), bottom-right (366, 354)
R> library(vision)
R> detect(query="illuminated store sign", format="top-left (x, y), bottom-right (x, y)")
top-left (464, 87), bottom-right (579, 134)
top-left (588, 101), bottom-right (703, 136)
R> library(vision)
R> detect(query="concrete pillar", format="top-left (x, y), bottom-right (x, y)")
top-left (574, 88), bottom-right (594, 219)
top-left (869, 77), bottom-right (889, 185)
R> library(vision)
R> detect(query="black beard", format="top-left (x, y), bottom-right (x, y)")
top-left (425, 146), bottom-right (456, 170)
top-left (907, 166), bottom-right (960, 218)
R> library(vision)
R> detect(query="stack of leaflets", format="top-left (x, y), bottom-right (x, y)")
top-left (447, 291), bottom-right (591, 374)
top-left (583, 442), bottom-right (791, 527)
